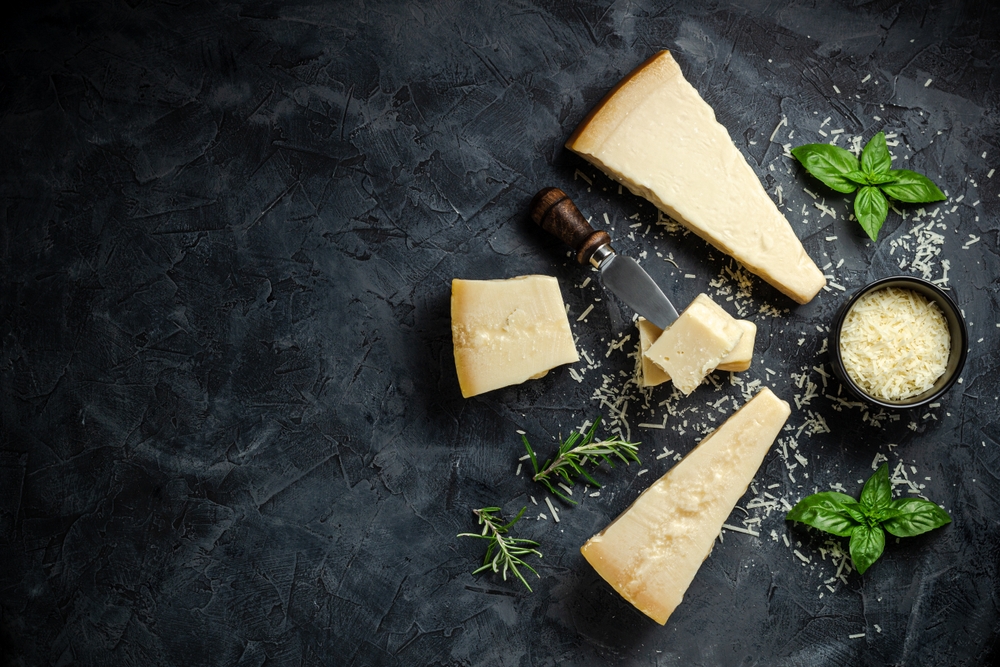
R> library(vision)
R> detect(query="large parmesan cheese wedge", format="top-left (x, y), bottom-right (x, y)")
top-left (451, 275), bottom-right (579, 398)
top-left (643, 294), bottom-right (744, 395)
top-left (566, 51), bottom-right (825, 304)
top-left (581, 388), bottom-right (790, 625)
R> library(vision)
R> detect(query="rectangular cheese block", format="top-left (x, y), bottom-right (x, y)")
top-left (566, 51), bottom-right (826, 304)
top-left (580, 388), bottom-right (791, 625)
top-left (643, 295), bottom-right (744, 395)
top-left (451, 275), bottom-right (579, 398)
top-left (638, 316), bottom-right (756, 387)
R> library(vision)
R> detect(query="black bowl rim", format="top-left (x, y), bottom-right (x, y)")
top-left (829, 275), bottom-right (969, 410)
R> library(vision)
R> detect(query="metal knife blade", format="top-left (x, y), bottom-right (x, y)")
top-left (529, 187), bottom-right (679, 329)
top-left (598, 252), bottom-right (678, 329)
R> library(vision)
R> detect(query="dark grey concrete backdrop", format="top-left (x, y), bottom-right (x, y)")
top-left (1, 1), bottom-right (998, 665)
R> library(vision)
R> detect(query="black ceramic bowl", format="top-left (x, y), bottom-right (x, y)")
top-left (829, 276), bottom-right (968, 410)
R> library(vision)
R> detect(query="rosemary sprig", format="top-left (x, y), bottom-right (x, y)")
top-left (522, 416), bottom-right (640, 504)
top-left (457, 506), bottom-right (542, 592)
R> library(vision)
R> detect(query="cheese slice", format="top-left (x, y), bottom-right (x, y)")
top-left (566, 51), bottom-right (825, 304)
top-left (643, 295), bottom-right (744, 395)
top-left (451, 275), bottom-right (579, 398)
top-left (580, 388), bottom-right (790, 625)
top-left (638, 315), bottom-right (755, 387)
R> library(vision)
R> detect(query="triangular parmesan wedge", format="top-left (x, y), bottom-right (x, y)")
top-left (566, 51), bottom-right (825, 304)
top-left (580, 388), bottom-right (791, 625)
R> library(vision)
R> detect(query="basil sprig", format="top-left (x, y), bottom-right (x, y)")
top-left (791, 132), bottom-right (946, 242)
top-left (786, 464), bottom-right (951, 574)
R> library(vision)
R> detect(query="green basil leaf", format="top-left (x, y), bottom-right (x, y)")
top-left (882, 498), bottom-right (952, 537)
top-left (879, 170), bottom-right (947, 203)
top-left (849, 523), bottom-right (886, 575)
top-left (844, 170), bottom-right (870, 186)
top-left (859, 464), bottom-right (892, 515)
top-left (791, 144), bottom-right (860, 194)
top-left (841, 501), bottom-right (868, 524)
top-left (872, 506), bottom-right (906, 522)
top-left (861, 131), bottom-right (892, 175)
top-left (786, 491), bottom-right (860, 537)
top-left (854, 186), bottom-right (889, 242)
top-left (866, 171), bottom-right (900, 186)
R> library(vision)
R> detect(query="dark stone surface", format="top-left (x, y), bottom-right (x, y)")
top-left (1, 1), bottom-right (998, 665)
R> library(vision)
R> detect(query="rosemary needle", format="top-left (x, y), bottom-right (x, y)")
top-left (457, 507), bottom-right (542, 592)
top-left (522, 416), bottom-right (640, 504)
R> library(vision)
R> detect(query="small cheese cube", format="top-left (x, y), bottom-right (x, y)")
top-left (451, 275), bottom-right (579, 398)
top-left (643, 294), bottom-right (744, 394)
top-left (638, 312), bottom-right (756, 387)
top-left (580, 388), bottom-right (791, 625)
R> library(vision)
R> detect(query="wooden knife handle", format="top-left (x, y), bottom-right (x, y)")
top-left (529, 187), bottom-right (612, 265)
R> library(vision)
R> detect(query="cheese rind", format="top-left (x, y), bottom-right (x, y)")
top-left (643, 297), bottom-right (743, 395)
top-left (638, 317), bottom-right (756, 387)
top-left (566, 51), bottom-right (825, 304)
top-left (451, 276), bottom-right (579, 398)
top-left (580, 388), bottom-right (791, 625)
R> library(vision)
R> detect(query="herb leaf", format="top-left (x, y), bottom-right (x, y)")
top-left (841, 501), bottom-right (868, 524)
top-left (522, 416), bottom-right (639, 505)
top-left (880, 169), bottom-right (947, 203)
top-left (849, 523), bottom-right (886, 575)
top-left (457, 506), bottom-right (542, 592)
top-left (791, 143), bottom-right (860, 193)
top-left (859, 464), bottom-right (893, 514)
top-left (867, 172), bottom-right (900, 186)
top-left (861, 131), bottom-right (892, 175)
top-left (786, 491), bottom-right (860, 537)
top-left (854, 186), bottom-right (889, 241)
top-left (786, 463), bottom-right (950, 577)
top-left (792, 133), bottom-right (945, 243)
top-left (844, 170), bottom-right (870, 186)
top-left (882, 498), bottom-right (952, 537)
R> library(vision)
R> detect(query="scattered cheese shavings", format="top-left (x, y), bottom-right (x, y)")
top-left (722, 523), bottom-right (760, 537)
top-left (545, 496), bottom-right (559, 523)
top-left (770, 116), bottom-right (787, 142)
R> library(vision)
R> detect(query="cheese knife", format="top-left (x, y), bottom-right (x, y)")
top-left (529, 187), bottom-right (679, 329)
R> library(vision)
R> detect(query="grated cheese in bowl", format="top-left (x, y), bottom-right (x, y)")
top-left (834, 283), bottom-right (957, 404)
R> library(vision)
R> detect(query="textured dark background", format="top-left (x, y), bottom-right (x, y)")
top-left (2, 1), bottom-right (999, 665)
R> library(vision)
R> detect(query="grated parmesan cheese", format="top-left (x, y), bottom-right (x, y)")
top-left (839, 288), bottom-right (950, 401)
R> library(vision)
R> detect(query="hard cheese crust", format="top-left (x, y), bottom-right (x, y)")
top-left (580, 388), bottom-right (791, 625)
top-left (566, 51), bottom-right (825, 304)
top-left (451, 275), bottom-right (579, 398)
